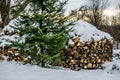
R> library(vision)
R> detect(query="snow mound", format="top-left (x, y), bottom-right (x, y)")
top-left (113, 50), bottom-right (120, 55)
top-left (102, 50), bottom-right (120, 74)
top-left (103, 60), bottom-right (120, 74)
top-left (69, 20), bottom-right (112, 43)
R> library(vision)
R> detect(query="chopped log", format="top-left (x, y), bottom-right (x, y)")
top-left (83, 46), bottom-right (89, 50)
top-left (97, 58), bottom-right (101, 63)
top-left (0, 47), bottom-right (2, 53)
top-left (80, 58), bottom-right (84, 63)
top-left (4, 30), bottom-right (10, 35)
top-left (72, 46), bottom-right (77, 50)
top-left (92, 64), bottom-right (96, 68)
top-left (66, 48), bottom-right (72, 52)
top-left (76, 42), bottom-right (83, 47)
top-left (0, 55), bottom-right (4, 60)
top-left (84, 59), bottom-right (88, 63)
top-left (68, 44), bottom-right (74, 48)
top-left (70, 59), bottom-right (76, 64)
top-left (84, 65), bottom-right (87, 69)
top-left (1, 47), bottom-right (5, 54)
top-left (7, 57), bottom-right (12, 61)
top-left (73, 38), bottom-right (80, 43)
top-left (87, 63), bottom-right (93, 69)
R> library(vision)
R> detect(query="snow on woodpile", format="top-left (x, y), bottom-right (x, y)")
top-left (0, 19), bottom-right (112, 47)
top-left (68, 20), bottom-right (112, 44)
top-left (0, 19), bottom-right (20, 47)
top-left (62, 20), bottom-right (113, 70)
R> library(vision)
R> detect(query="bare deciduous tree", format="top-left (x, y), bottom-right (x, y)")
top-left (0, 0), bottom-right (30, 30)
top-left (81, 0), bottom-right (108, 28)
top-left (111, 4), bottom-right (120, 49)
top-left (115, 4), bottom-right (120, 25)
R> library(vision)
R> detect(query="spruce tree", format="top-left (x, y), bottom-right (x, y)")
top-left (11, 0), bottom-right (75, 67)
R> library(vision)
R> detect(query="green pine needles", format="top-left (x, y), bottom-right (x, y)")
top-left (11, 0), bottom-right (75, 67)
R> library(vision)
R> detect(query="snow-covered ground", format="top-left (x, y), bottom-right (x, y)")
top-left (0, 49), bottom-right (120, 80)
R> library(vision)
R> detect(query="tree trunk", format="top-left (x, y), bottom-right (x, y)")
top-left (0, 0), bottom-right (10, 30)
top-left (116, 42), bottom-right (119, 49)
top-left (41, 60), bottom-right (45, 67)
top-left (40, 45), bottom-right (45, 67)
top-left (0, 0), bottom-right (30, 30)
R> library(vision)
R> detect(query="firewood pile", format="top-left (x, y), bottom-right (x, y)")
top-left (0, 47), bottom-right (27, 61)
top-left (62, 37), bottom-right (113, 71)
top-left (0, 30), bottom-right (26, 61)
top-left (0, 29), bottom-right (113, 71)
top-left (3, 30), bottom-right (19, 35)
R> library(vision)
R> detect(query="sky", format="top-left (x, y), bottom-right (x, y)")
top-left (65, 0), bottom-right (120, 12)
top-left (110, 0), bottom-right (120, 7)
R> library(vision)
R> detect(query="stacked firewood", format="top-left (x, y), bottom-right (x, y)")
top-left (0, 47), bottom-right (27, 61)
top-left (62, 37), bottom-right (113, 71)
top-left (3, 30), bottom-right (19, 35)
top-left (0, 29), bottom-right (113, 70)
top-left (0, 29), bottom-right (26, 61)
top-left (0, 47), bottom-right (5, 60)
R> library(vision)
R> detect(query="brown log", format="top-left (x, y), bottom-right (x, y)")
top-left (0, 55), bottom-right (4, 60)
top-left (0, 47), bottom-right (2, 53)
top-left (68, 44), bottom-right (74, 48)
top-left (75, 65), bottom-right (80, 71)
top-left (80, 58), bottom-right (84, 63)
top-left (76, 42), bottom-right (83, 47)
top-left (70, 59), bottom-right (76, 64)
top-left (70, 65), bottom-right (75, 70)
top-left (4, 30), bottom-right (10, 35)
top-left (1, 47), bottom-right (5, 54)
top-left (73, 38), bottom-right (80, 43)
top-left (97, 58), bottom-right (101, 63)
top-left (72, 46), bottom-right (77, 50)
top-left (84, 59), bottom-right (88, 63)
top-left (84, 65), bottom-right (87, 69)
top-left (80, 63), bottom-right (83, 68)
top-left (83, 46), bottom-right (89, 50)
top-left (7, 57), bottom-right (12, 61)
top-left (92, 64), bottom-right (96, 68)
top-left (87, 63), bottom-right (93, 69)
top-left (66, 48), bottom-right (72, 52)
top-left (83, 53), bottom-right (87, 58)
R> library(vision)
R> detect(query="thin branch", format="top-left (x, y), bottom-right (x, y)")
top-left (10, 0), bottom-right (30, 19)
